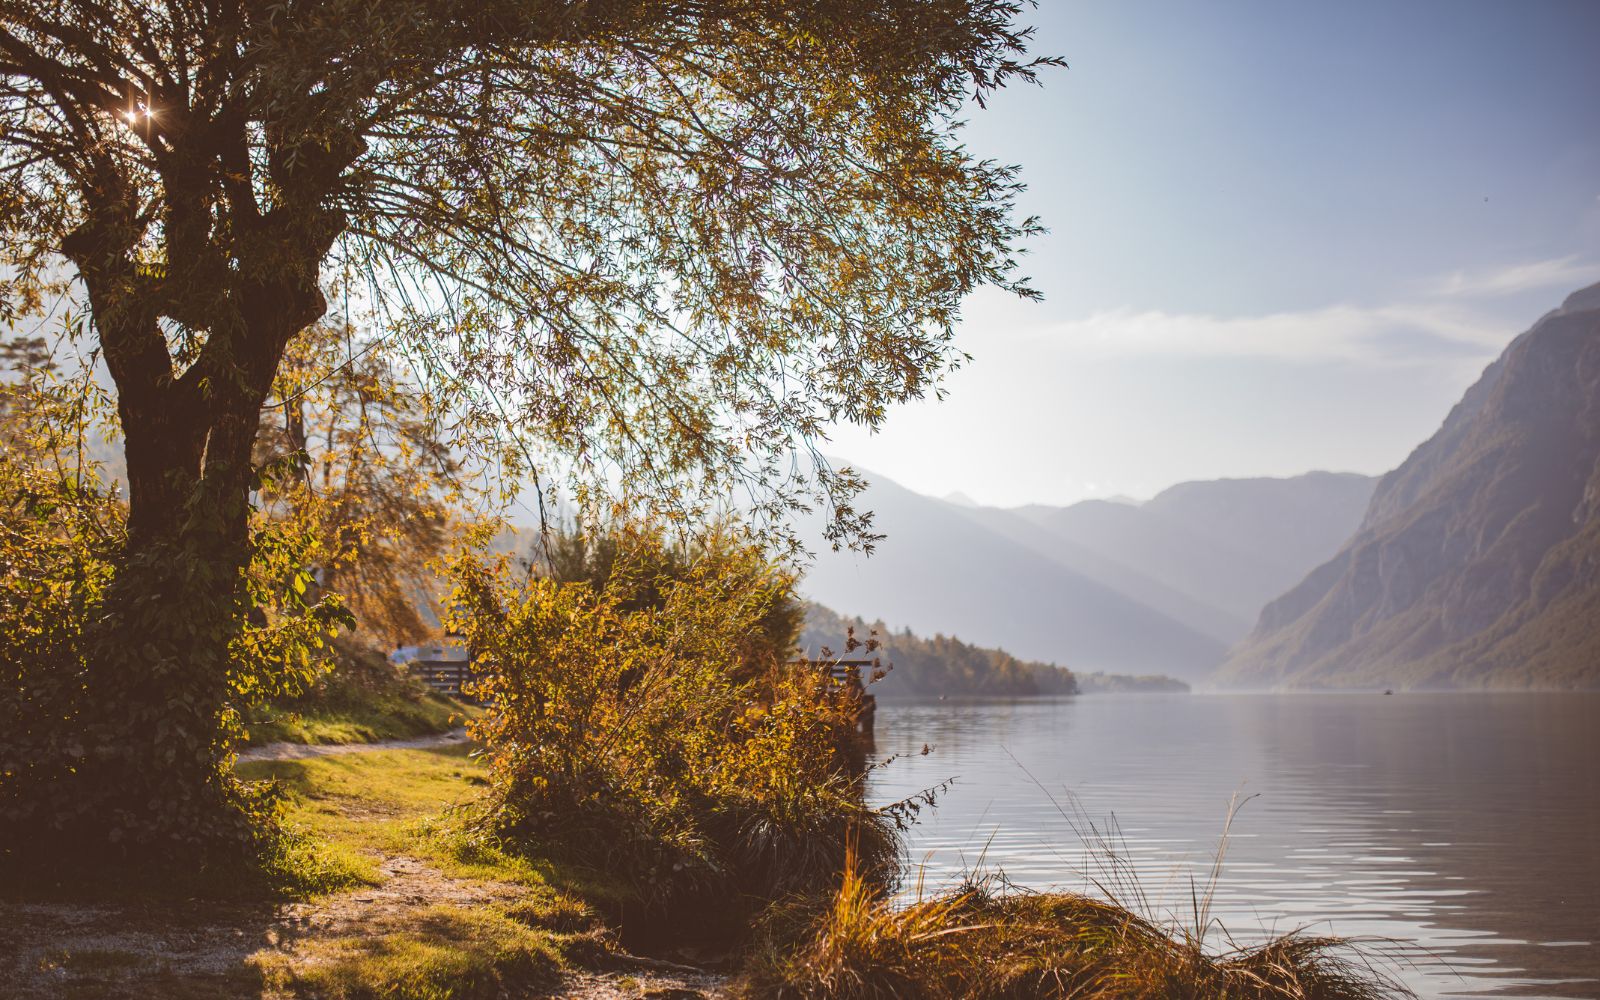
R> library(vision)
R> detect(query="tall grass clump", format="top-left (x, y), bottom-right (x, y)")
top-left (446, 524), bottom-right (896, 944)
top-left (743, 862), bottom-right (1406, 1000)
top-left (742, 778), bottom-right (1409, 998)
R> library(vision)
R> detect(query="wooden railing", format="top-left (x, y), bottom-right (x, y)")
top-left (408, 659), bottom-right (473, 698)
top-left (790, 658), bottom-right (878, 736)
top-left (413, 656), bottom-right (880, 732)
top-left (791, 658), bottom-right (876, 685)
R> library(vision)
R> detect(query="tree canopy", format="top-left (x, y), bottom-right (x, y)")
top-left (0, 0), bottom-right (1055, 875)
top-left (2, 0), bottom-right (1054, 547)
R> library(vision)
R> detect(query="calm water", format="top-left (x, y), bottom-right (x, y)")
top-left (866, 693), bottom-right (1600, 999)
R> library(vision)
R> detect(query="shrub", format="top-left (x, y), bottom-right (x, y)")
top-left (446, 525), bottom-right (896, 943)
top-left (0, 462), bottom-right (122, 843)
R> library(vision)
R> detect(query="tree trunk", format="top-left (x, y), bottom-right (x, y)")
top-left (49, 282), bottom-right (328, 874)
top-left (11, 160), bottom-right (350, 877)
top-left (69, 386), bottom-right (266, 868)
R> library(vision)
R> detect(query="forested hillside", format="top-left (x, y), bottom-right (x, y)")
top-left (800, 604), bottom-right (1078, 698)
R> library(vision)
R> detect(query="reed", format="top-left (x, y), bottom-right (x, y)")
top-left (742, 767), bottom-right (1411, 1000)
top-left (742, 860), bottom-right (1407, 1000)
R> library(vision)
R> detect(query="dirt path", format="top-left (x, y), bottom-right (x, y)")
top-left (558, 965), bottom-right (732, 999)
top-left (2, 736), bottom-right (730, 999)
top-left (1, 858), bottom-right (728, 999)
top-left (236, 727), bottom-right (470, 762)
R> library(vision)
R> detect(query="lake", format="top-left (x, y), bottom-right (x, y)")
top-left (866, 693), bottom-right (1600, 999)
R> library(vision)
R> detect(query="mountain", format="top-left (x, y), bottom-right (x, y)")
top-left (801, 472), bottom-right (1229, 679)
top-left (1012, 473), bottom-right (1377, 639)
top-left (1218, 282), bottom-right (1600, 690)
top-left (800, 468), bottom-right (1376, 680)
top-left (951, 501), bottom-right (1252, 644)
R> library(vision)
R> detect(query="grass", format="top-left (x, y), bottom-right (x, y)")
top-left (241, 643), bottom-right (478, 747)
top-left (239, 744), bottom-right (626, 907)
top-left (239, 743), bottom-right (488, 845)
top-left (238, 745), bottom-right (609, 999)
top-left (237, 743), bottom-right (495, 891)
top-left (741, 864), bottom-right (1405, 1000)
top-left (4, 744), bottom-right (612, 999)
top-left (243, 686), bottom-right (470, 746)
top-left (252, 903), bottom-right (566, 1000)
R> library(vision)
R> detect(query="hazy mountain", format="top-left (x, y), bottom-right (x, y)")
top-left (801, 466), bottom-right (1377, 679)
top-left (1218, 282), bottom-right (1600, 690)
top-left (953, 502), bottom-right (1253, 643)
top-left (801, 472), bottom-right (1229, 679)
top-left (1013, 472), bottom-right (1377, 637)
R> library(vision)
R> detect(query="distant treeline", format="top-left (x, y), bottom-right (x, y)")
top-left (800, 604), bottom-right (1078, 698)
top-left (1076, 671), bottom-right (1190, 694)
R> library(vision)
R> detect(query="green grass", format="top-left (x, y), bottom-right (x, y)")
top-left (236, 743), bottom-right (488, 891)
top-left (240, 640), bottom-right (480, 747)
top-left (240, 744), bottom-right (487, 834)
top-left (253, 903), bottom-right (566, 1000)
top-left (9, 745), bottom-right (609, 998)
top-left (243, 683), bottom-right (474, 747)
top-left (242, 743), bottom-right (497, 890)
top-left (237, 744), bottom-right (610, 999)
top-left (240, 742), bottom-right (616, 914)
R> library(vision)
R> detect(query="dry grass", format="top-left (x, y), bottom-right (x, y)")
top-left (740, 861), bottom-right (1407, 1000)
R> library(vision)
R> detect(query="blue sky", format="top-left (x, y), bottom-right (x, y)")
top-left (827, 0), bottom-right (1600, 507)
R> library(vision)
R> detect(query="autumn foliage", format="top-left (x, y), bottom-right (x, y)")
top-left (446, 526), bottom-right (897, 941)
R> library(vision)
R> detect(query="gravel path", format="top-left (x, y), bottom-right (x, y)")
top-left (236, 727), bottom-right (470, 762)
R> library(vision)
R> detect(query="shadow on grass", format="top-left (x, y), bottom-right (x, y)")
top-left (0, 744), bottom-right (595, 1000)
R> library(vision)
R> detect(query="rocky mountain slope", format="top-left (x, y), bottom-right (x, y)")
top-left (1218, 282), bottom-right (1600, 689)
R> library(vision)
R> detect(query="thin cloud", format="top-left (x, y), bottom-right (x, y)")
top-left (1034, 302), bottom-right (1508, 367)
top-left (1423, 255), bottom-right (1598, 298)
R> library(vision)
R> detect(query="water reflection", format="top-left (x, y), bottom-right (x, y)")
top-left (866, 693), bottom-right (1600, 999)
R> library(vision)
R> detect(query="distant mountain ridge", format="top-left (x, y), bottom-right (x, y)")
top-left (1009, 472), bottom-right (1377, 639)
top-left (1218, 281), bottom-right (1600, 690)
top-left (801, 472), bottom-right (1228, 679)
top-left (801, 467), bottom-right (1375, 680)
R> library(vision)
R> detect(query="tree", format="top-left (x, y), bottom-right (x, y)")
top-left (253, 319), bottom-right (464, 646)
top-left (0, 1), bottom-right (1054, 871)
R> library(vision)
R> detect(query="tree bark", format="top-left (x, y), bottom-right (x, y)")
top-left (49, 210), bottom-right (334, 867)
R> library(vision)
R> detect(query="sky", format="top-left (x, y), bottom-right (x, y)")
top-left (826, 0), bottom-right (1600, 508)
